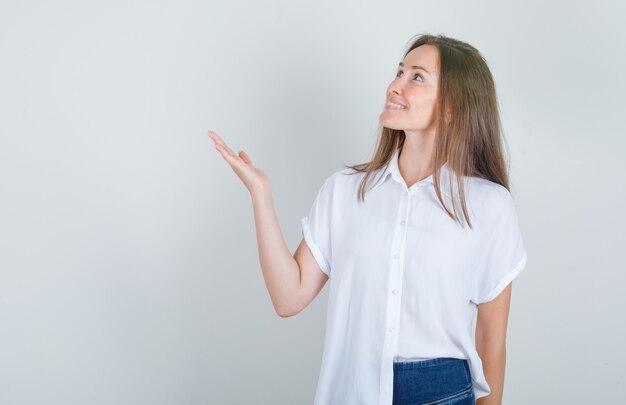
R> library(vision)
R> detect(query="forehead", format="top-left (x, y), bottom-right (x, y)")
top-left (402, 44), bottom-right (439, 73)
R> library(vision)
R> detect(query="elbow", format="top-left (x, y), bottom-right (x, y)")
top-left (276, 308), bottom-right (293, 318)
top-left (275, 302), bottom-right (301, 318)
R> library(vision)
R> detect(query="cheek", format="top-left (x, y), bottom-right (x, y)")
top-left (406, 97), bottom-right (438, 125)
top-left (408, 95), bottom-right (436, 114)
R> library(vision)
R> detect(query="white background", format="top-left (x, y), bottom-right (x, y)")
top-left (1, 0), bottom-right (624, 403)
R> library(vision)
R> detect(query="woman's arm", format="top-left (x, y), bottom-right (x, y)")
top-left (250, 189), bottom-right (303, 316)
top-left (209, 130), bottom-right (327, 317)
top-left (475, 282), bottom-right (513, 405)
top-left (251, 190), bottom-right (328, 317)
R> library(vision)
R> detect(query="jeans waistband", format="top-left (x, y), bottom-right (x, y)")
top-left (393, 357), bottom-right (468, 370)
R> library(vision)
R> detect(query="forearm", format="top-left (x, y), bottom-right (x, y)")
top-left (250, 187), bottom-right (301, 316)
top-left (476, 341), bottom-right (506, 405)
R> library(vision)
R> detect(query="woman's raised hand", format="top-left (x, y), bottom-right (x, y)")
top-left (208, 130), bottom-right (270, 194)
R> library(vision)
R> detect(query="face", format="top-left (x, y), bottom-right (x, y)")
top-left (378, 44), bottom-right (440, 135)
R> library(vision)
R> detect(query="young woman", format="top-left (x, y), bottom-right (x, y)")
top-left (209, 33), bottom-right (527, 405)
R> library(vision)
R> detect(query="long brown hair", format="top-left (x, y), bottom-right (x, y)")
top-left (344, 33), bottom-right (513, 229)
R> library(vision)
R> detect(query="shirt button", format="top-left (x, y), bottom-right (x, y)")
top-left (393, 253), bottom-right (399, 259)
top-left (388, 327), bottom-right (394, 332)
top-left (400, 220), bottom-right (406, 225)
top-left (392, 289), bottom-right (398, 295)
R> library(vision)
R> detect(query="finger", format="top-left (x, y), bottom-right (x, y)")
top-left (208, 131), bottom-right (236, 156)
top-left (215, 143), bottom-right (242, 165)
top-left (239, 150), bottom-right (252, 164)
top-left (207, 130), bottom-right (226, 146)
top-left (207, 130), bottom-right (226, 148)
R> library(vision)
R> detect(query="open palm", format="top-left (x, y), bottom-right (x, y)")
top-left (208, 130), bottom-right (271, 194)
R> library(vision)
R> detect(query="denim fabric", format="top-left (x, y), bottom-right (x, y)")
top-left (392, 358), bottom-right (475, 405)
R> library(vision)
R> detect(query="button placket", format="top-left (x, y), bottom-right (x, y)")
top-left (379, 188), bottom-right (413, 404)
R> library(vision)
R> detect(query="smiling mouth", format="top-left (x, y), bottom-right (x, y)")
top-left (386, 101), bottom-right (407, 110)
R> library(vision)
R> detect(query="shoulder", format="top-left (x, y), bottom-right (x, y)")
top-left (464, 176), bottom-right (518, 224)
top-left (320, 167), bottom-right (364, 191)
top-left (468, 176), bottom-right (514, 204)
top-left (309, 167), bottom-right (365, 207)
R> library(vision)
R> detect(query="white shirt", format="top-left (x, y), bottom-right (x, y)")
top-left (301, 146), bottom-right (528, 405)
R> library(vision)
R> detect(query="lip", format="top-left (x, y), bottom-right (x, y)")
top-left (385, 100), bottom-right (407, 110)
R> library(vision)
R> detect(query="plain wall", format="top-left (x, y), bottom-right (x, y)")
top-left (1, 0), bottom-right (625, 403)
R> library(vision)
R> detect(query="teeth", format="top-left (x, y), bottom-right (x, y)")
top-left (387, 101), bottom-right (406, 109)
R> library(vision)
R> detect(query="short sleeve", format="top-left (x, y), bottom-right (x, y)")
top-left (473, 189), bottom-right (528, 304)
top-left (301, 175), bottom-right (334, 277)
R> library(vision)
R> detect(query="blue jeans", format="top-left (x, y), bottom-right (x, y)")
top-left (392, 357), bottom-right (475, 405)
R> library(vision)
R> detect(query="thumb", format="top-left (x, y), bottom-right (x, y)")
top-left (238, 149), bottom-right (252, 164)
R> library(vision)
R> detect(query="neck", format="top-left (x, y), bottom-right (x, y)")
top-left (398, 130), bottom-right (436, 183)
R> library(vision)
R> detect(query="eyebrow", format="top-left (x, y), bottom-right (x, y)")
top-left (398, 61), bottom-right (430, 75)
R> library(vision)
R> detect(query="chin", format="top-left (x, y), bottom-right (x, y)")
top-left (379, 116), bottom-right (403, 130)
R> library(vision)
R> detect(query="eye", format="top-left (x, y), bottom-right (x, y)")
top-left (395, 70), bottom-right (423, 82)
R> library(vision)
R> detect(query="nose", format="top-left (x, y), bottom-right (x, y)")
top-left (389, 79), bottom-right (403, 97)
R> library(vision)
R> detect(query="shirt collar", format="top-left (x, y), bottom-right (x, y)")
top-left (370, 147), bottom-right (451, 195)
